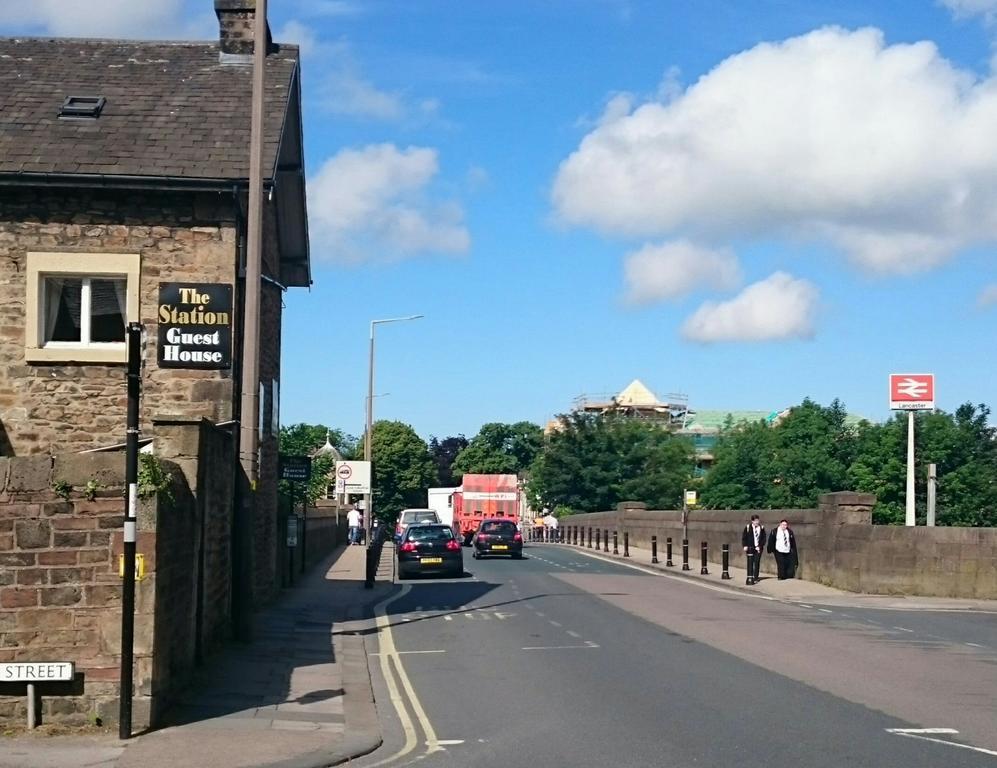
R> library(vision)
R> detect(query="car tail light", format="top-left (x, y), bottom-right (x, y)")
top-left (399, 542), bottom-right (417, 552)
top-left (513, 532), bottom-right (523, 542)
top-left (445, 540), bottom-right (460, 551)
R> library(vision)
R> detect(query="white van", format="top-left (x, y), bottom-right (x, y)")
top-left (394, 508), bottom-right (441, 542)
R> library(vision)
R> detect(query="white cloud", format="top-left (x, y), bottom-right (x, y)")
top-left (623, 240), bottom-right (740, 304)
top-left (309, 144), bottom-right (470, 262)
top-left (979, 283), bottom-right (997, 307)
top-left (322, 70), bottom-right (405, 120)
top-left (0, 0), bottom-right (214, 39)
top-left (681, 272), bottom-right (818, 343)
top-left (552, 26), bottom-right (997, 276)
top-left (275, 20), bottom-right (320, 57)
top-left (941, 0), bottom-right (997, 23)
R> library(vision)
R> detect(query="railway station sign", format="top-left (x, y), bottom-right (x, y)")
top-left (158, 282), bottom-right (232, 369)
top-left (889, 374), bottom-right (935, 411)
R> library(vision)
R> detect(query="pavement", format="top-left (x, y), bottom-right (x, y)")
top-left (0, 543), bottom-right (397, 768)
top-left (550, 537), bottom-right (997, 612)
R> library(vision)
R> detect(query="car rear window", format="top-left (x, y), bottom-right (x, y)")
top-left (406, 526), bottom-right (455, 542)
top-left (402, 511), bottom-right (439, 524)
top-left (480, 521), bottom-right (516, 534)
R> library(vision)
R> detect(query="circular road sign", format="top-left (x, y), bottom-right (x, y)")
top-left (336, 464), bottom-right (353, 480)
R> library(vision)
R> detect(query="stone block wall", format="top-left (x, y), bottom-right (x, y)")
top-left (0, 418), bottom-right (238, 726)
top-left (561, 493), bottom-right (997, 599)
top-left (0, 188), bottom-right (238, 457)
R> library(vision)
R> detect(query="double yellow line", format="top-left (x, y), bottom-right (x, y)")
top-left (365, 585), bottom-right (444, 767)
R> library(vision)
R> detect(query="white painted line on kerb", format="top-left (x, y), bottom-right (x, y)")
top-left (567, 546), bottom-right (777, 601)
top-left (885, 728), bottom-right (997, 757)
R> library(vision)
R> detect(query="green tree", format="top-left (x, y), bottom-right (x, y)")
top-left (278, 423), bottom-right (357, 503)
top-left (699, 418), bottom-right (775, 509)
top-left (428, 434), bottom-right (468, 487)
top-left (452, 421), bottom-right (543, 479)
top-left (368, 420), bottom-right (438, 524)
top-left (528, 413), bottom-right (693, 512)
top-left (849, 404), bottom-right (997, 526)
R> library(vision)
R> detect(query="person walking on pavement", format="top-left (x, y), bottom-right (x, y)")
top-left (767, 519), bottom-right (798, 580)
top-left (347, 505), bottom-right (361, 545)
top-left (741, 514), bottom-right (765, 585)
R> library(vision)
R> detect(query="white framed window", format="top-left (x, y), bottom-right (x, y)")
top-left (25, 252), bottom-right (140, 364)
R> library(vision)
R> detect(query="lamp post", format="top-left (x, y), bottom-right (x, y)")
top-left (364, 315), bottom-right (423, 535)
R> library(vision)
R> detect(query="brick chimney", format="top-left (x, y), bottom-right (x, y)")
top-left (214, 0), bottom-right (272, 56)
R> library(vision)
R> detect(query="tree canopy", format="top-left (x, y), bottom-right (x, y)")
top-left (452, 421), bottom-right (543, 479)
top-left (528, 413), bottom-right (694, 513)
top-left (428, 434), bottom-right (468, 487)
top-left (700, 400), bottom-right (997, 526)
top-left (368, 420), bottom-right (438, 523)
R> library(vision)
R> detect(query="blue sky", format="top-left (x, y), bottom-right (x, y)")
top-left (3, 1), bottom-right (996, 441)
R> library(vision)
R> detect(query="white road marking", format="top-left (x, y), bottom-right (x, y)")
top-left (568, 547), bottom-right (777, 601)
top-left (398, 649), bottom-right (446, 655)
top-left (885, 728), bottom-right (997, 757)
top-left (818, 609), bottom-right (833, 614)
top-left (522, 642), bottom-right (600, 651)
top-left (435, 740), bottom-right (464, 746)
top-left (549, 620), bottom-right (562, 627)
top-left (893, 626), bottom-right (914, 633)
top-left (966, 642), bottom-right (984, 648)
top-left (798, 604), bottom-right (813, 609)
top-left (535, 611), bottom-right (545, 617)
top-left (443, 615), bottom-right (452, 622)
top-left (566, 630), bottom-right (581, 638)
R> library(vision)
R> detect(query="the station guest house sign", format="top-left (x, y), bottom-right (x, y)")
top-left (158, 283), bottom-right (232, 369)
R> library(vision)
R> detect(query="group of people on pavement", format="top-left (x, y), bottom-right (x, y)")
top-left (741, 514), bottom-right (798, 585)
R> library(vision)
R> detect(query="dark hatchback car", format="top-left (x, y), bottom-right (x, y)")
top-left (397, 524), bottom-right (464, 579)
top-left (471, 518), bottom-right (523, 559)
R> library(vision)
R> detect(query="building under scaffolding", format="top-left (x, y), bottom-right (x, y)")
top-left (570, 379), bottom-right (692, 429)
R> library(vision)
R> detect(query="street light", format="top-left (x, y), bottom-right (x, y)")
top-left (365, 315), bottom-right (423, 532)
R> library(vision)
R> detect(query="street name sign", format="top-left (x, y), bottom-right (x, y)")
top-left (889, 374), bottom-right (935, 411)
top-left (1, 662), bottom-right (74, 682)
top-left (335, 460), bottom-right (371, 494)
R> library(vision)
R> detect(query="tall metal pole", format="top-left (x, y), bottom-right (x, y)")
top-left (364, 325), bottom-right (374, 538)
top-left (119, 323), bottom-right (142, 739)
top-left (239, 0), bottom-right (267, 483)
top-left (906, 411), bottom-right (916, 526)
top-left (927, 462), bottom-right (937, 527)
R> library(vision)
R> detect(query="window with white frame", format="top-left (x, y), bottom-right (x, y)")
top-left (26, 252), bottom-right (140, 363)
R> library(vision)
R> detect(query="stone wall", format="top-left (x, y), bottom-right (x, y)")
top-left (0, 188), bottom-right (238, 457)
top-left (0, 418), bottom-right (236, 726)
top-left (561, 493), bottom-right (997, 599)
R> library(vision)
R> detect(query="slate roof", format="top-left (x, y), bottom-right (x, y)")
top-left (0, 37), bottom-right (298, 182)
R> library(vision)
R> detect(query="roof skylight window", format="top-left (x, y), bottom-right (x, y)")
top-left (59, 95), bottom-right (106, 119)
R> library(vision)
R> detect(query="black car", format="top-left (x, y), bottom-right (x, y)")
top-left (471, 518), bottom-right (523, 559)
top-left (396, 523), bottom-right (464, 579)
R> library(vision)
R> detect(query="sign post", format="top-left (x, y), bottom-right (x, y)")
top-left (889, 374), bottom-right (935, 527)
top-left (280, 456), bottom-right (312, 575)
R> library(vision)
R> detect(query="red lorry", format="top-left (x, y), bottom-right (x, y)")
top-left (452, 474), bottom-right (521, 545)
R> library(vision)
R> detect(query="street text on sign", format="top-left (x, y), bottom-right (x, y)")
top-left (889, 373), bottom-right (935, 411)
top-left (1, 662), bottom-right (74, 682)
top-left (157, 283), bottom-right (233, 369)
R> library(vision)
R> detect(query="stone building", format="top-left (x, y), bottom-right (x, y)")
top-left (0, 0), bottom-right (310, 727)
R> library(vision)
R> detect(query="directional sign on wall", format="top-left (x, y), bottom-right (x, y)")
top-left (889, 373), bottom-right (935, 411)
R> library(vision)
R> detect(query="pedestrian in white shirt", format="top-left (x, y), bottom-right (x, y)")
top-left (766, 519), bottom-right (798, 580)
top-left (347, 506), bottom-right (361, 545)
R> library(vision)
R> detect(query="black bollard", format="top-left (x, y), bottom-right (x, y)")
top-left (603, 529), bottom-right (609, 553)
top-left (595, 528), bottom-right (601, 551)
top-left (666, 537), bottom-right (674, 567)
top-left (651, 535), bottom-right (659, 564)
top-left (700, 541), bottom-right (709, 575)
top-left (682, 539), bottom-right (690, 571)
top-left (623, 531), bottom-right (630, 558)
top-left (721, 544), bottom-right (731, 579)
top-left (574, 526), bottom-right (579, 545)
top-left (613, 531), bottom-right (619, 555)
top-left (588, 527), bottom-right (592, 548)
top-left (745, 550), bottom-right (755, 585)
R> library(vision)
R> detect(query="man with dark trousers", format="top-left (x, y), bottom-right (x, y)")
top-left (767, 519), bottom-right (798, 580)
top-left (741, 514), bottom-right (765, 585)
